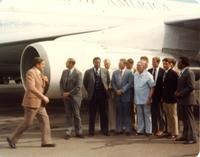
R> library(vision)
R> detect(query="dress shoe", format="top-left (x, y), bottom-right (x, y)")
top-left (64, 134), bottom-right (71, 140)
top-left (103, 132), bottom-right (110, 136)
top-left (125, 132), bottom-right (131, 136)
top-left (145, 133), bottom-right (152, 137)
top-left (6, 137), bottom-right (16, 149)
top-left (115, 131), bottom-right (123, 135)
top-left (136, 132), bottom-right (145, 136)
top-left (175, 137), bottom-right (186, 141)
top-left (183, 140), bottom-right (196, 144)
top-left (41, 144), bottom-right (56, 147)
top-left (75, 134), bottom-right (85, 138)
top-left (88, 133), bottom-right (94, 137)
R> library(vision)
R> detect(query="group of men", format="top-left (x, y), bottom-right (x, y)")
top-left (6, 55), bottom-right (197, 149)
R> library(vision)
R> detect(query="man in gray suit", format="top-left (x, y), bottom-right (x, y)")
top-left (175, 57), bottom-right (197, 144)
top-left (112, 59), bottom-right (133, 135)
top-left (60, 58), bottom-right (84, 139)
top-left (83, 57), bottom-right (110, 136)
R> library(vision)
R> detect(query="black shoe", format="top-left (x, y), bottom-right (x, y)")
top-left (136, 132), bottom-right (145, 136)
top-left (183, 140), bottom-right (196, 144)
top-left (6, 137), bottom-right (16, 149)
top-left (175, 137), bottom-right (186, 141)
top-left (88, 133), bottom-right (94, 137)
top-left (125, 132), bottom-right (131, 136)
top-left (103, 132), bottom-right (110, 136)
top-left (64, 134), bottom-right (71, 140)
top-left (145, 133), bottom-right (152, 137)
top-left (41, 144), bottom-right (56, 147)
top-left (115, 131), bottom-right (123, 135)
top-left (75, 134), bottom-right (84, 138)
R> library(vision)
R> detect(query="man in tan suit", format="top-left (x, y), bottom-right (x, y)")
top-left (7, 57), bottom-right (55, 148)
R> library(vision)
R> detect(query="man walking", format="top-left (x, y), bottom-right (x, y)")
top-left (60, 58), bottom-right (84, 139)
top-left (7, 57), bottom-right (55, 148)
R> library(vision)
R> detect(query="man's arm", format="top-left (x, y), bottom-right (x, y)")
top-left (26, 71), bottom-right (46, 100)
top-left (69, 72), bottom-right (83, 95)
top-left (179, 71), bottom-right (195, 97)
top-left (59, 71), bottom-right (65, 96)
top-left (121, 72), bottom-right (133, 93)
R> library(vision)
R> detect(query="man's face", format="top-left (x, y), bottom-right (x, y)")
top-left (93, 59), bottom-right (101, 69)
top-left (126, 62), bottom-right (133, 70)
top-left (37, 61), bottom-right (45, 72)
top-left (152, 59), bottom-right (159, 68)
top-left (104, 61), bottom-right (111, 70)
top-left (163, 61), bottom-right (170, 70)
top-left (177, 61), bottom-right (184, 70)
top-left (66, 61), bottom-right (74, 69)
top-left (137, 62), bottom-right (144, 73)
top-left (119, 61), bottom-right (125, 70)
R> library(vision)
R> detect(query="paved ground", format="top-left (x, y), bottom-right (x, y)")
top-left (0, 89), bottom-right (199, 157)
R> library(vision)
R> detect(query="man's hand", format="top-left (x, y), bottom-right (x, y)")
top-left (43, 96), bottom-right (50, 104)
top-left (63, 92), bottom-right (70, 99)
top-left (42, 76), bottom-right (49, 83)
top-left (146, 97), bottom-right (152, 106)
top-left (175, 91), bottom-right (181, 97)
top-left (116, 90), bottom-right (123, 96)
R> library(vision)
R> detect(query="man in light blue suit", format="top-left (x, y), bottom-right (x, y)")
top-left (111, 59), bottom-right (133, 135)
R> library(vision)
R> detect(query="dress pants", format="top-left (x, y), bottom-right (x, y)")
top-left (10, 106), bottom-right (53, 145)
top-left (115, 98), bottom-right (131, 133)
top-left (89, 91), bottom-right (108, 135)
top-left (136, 104), bottom-right (152, 134)
top-left (151, 99), bottom-right (165, 133)
top-left (108, 91), bottom-right (116, 131)
top-left (177, 104), bottom-right (197, 141)
top-left (163, 103), bottom-right (179, 136)
top-left (64, 98), bottom-right (82, 136)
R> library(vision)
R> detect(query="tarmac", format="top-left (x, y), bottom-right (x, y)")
top-left (0, 85), bottom-right (199, 157)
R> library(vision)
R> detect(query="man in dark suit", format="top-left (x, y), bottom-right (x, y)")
top-left (60, 58), bottom-right (84, 139)
top-left (83, 57), bottom-right (110, 136)
top-left (148, 57), bottom-right (165, 136)
top-left (162, 58), bottom-right (179, 138)
top-left (175, 57), bottom-right (197, 144)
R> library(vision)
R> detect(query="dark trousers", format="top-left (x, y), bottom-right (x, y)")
top-left (151, 99), bottom-right (165, 133)
top-left (178, 104), bottom-right (197, 141)
top-left (89, 91), bottom-right (108, 135)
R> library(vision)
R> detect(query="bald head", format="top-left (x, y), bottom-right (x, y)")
top-left (137, 61), bottom-right (146, 73)
top-left (103, 59), bottom-right (111, 70)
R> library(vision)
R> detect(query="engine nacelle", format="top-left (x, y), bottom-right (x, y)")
top-left (20, 39), bottom-right (104, 98)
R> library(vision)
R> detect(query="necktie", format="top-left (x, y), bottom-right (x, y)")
top-left (163, 71), bottom-right (167, 82)
top-left (152, 68), bottom-right (156, 81)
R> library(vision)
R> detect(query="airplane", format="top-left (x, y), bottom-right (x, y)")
top-left (0, 0), bottom-right (200, 99)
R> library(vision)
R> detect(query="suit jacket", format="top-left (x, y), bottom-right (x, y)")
top-left (60, 68), bottom-right (83, 105)
top-left (22, 67), bottom-right (47, 108)
top-left (162, 69), bottom-right (178, 103)
top-left (176, 68), bottom-right (196, 105)
top-left (111, 69), bottom-right (132, 102)
top-left (148, 67), bottom-right (165, 102)
top-left (83, 67), bottom-right (110, 100)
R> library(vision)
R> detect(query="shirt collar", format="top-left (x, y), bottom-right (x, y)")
top-left (180, 67), bottom-right (188, 75)
top-left (69, 67), bottom-right (75, 74)
top-left (34, 67), bottom-right (41, 75)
